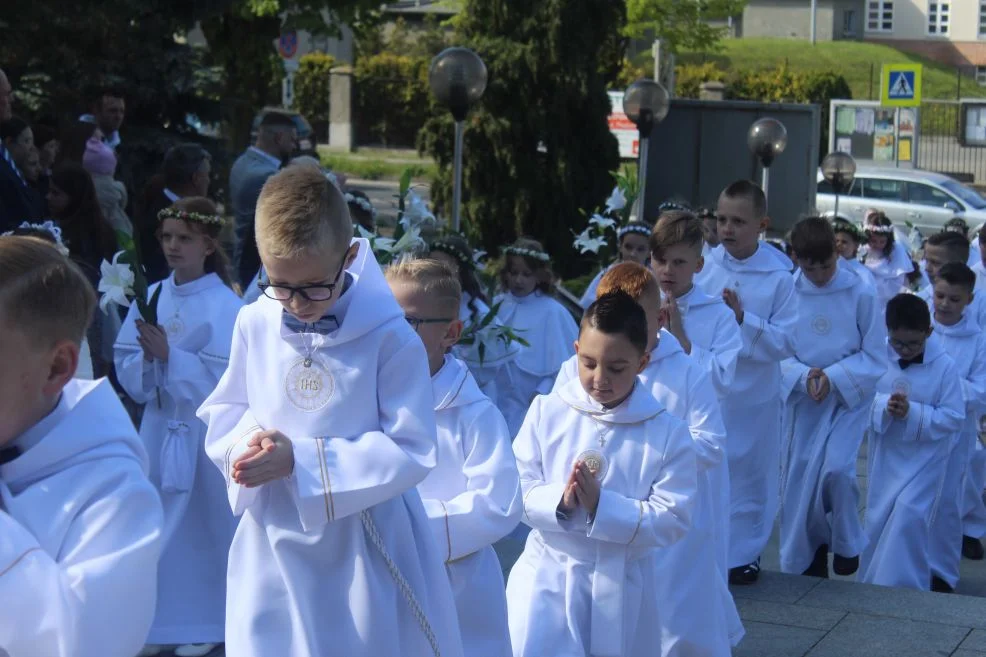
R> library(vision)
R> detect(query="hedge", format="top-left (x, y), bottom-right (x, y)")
top-left (294, 52), bottom-right (336, 142)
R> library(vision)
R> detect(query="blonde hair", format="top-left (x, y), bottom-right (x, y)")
top-left (385, 258), bottom-right (462, 316)
top-left (256, 163), bottom-right (352, 260)
top-left (0, 236), bottom-right (96, 348)
top-left (650, 210), bottom-right (704, 258)
top-left (597, 262), bottom-right (659, 302)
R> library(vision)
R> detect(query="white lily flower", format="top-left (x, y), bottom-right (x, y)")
top-left (604, 186), bottom-right (626, 213)
top-left (573, 229), bottom-right (608, 255)
top-left (97, 251), bottom-right (135, 314)
top-left (589, 213), bottom-right (617, 230)
top-left (400, 191), bottom-right (437, 230)
top-left (392, 226), bottom-right (425, 255)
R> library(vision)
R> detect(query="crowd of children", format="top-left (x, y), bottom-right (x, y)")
top-left (3, 160), bottom-right (986, 657)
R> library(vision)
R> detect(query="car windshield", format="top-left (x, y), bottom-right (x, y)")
top-left (940, 180), bottom-right (986, 209)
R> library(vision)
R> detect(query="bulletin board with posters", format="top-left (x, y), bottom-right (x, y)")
top-left (961, 102), bottom-right (986, 147)
top-left (828, 100), bottom-right (918, 167)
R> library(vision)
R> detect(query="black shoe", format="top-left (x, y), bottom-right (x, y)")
top-left (802, 544), bottom-right (829, 578)
top-left (962, 535), bottom-right (985, 560)
top-left (931, 575), bottom-right (955, 593)
top-left (729, 558), bottom-right (761, 585)
top-left (832, 553), bottom-right (859, 576)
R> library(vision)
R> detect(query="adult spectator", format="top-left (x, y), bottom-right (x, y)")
top-left (0, 116), bottom-right (41, 229)
top-left (33, 123), bottom-right (59, 173)
top-left (0, 68), bottom-right (12, 121)
top-left (136, 142), bottom-right (212, 283)
top-left (80, 87), bottom-right (125, 149)
top-left (229, 111), bottom-right (296, 287)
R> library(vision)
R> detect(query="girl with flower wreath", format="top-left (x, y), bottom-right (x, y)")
top-left (429, 233), bottom-right (519, 403)
top-left (579, 220), bottom-right (653, 310)
top-left (860, 211), bottom-right (913, 312)
top-left (493, 237), bottom-right (578, 437)
top-left (113, 197), bottom-right (242, 657)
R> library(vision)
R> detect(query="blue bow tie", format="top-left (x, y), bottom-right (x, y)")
top-left (282, 312), bottom-right (339, 335)
top-left (0, 445), bottom-right (21, 465)
top-left (899, 354), bottom-right (924, 370)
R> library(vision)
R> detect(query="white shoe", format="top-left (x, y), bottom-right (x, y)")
top-left (137, 647), bottom-right (164, 657)
top-left (174, 644), bottom-right (219, 657)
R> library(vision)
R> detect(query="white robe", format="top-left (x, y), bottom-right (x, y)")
top-left (507, 379), bottom-right (697, 657)
top-left (779, 266), bottom-right (886, 574)
top-left (580, 265), bottom-right (612, 310)
top-left (861, 336), bottom-right (965, 589)
top-left (196, 238), bottom-right (463, 657)
top-left (972, 261), bottom-right (986, 294)
top-left (700, 243), bottom-right (798, 567)
top-left (453, 293), bottom-right (520, 404)
top-left (0, 379), bottom-right (163, 657)
top-left (419, 355), bottom-right (522, 657)
top-left (842, 256), bottom-right (877, 290)
top-left (493, 291), bottom-right (578, 438)
top-left (861, 242), bottom-right (912, 312)
top-left (929, 314), bottom-right (986, 587)
top-left (114, 272), bottom-right (241, 644)
top-left (554, 329), bottom-right (742, 655)
top-left (676, 284), bottom-right (743, 401)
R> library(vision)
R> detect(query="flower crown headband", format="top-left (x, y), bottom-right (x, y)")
top-left (831, 219), bottom-right (863, 241)
top-left (503, 246), bottom-right (550, 263)
top-left (617, 223), bottom-right (651, 239)
top-left (866, 224), bottom-right (894, 234)
top-left (1, 220), bottom-right (70, 256)
top-left (431, 239), bottom-right (473, 269)
top-left (345, 192), bottom-right (377, 218)
top-left (158, 207), bottom-right (225, 227)
top-left (944, 225), bottom-right (968, 235)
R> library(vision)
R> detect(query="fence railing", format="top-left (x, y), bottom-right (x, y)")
top-left (919, 100), bottom-right (986, 185)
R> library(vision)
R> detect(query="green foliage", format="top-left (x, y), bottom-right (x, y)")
top-left (625, 0), bottom-right (746, 53)
top-left (354, 52), bottom-right (432, 146)
top-left (294, 52), bottom-right (336, 139)
top-left (674, 62), bottom-right (726, 98)
top-left (562, 272), bottom-right (599, 299)
top-left (114, 230), bottom-right (162, 325)
top-left (419, 0), bottom-right (625, 277)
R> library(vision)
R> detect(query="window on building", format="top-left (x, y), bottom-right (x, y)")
top-left (977, 66), bottom-right (986, 86)
top-left (844, 9), bottom-right (858, 35)
top-left (867, 1), bottom-right (894, 32)
top-left (979, 1), bottom-right (986, 37)
top-left (928, 2), bottom-right (950, 36)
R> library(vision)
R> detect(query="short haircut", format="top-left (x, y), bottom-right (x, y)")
top-left (936, 262), bottom-right (976, 293)
top-left (720, 180), bottom-right (767, 219)
top-left (926, 231), bottom-right (970, 265)
top-left (0, 116), bottom-right (30, 142)
top-left (163, 143), bottom-right (211, 189)
top-left (256, 163), bottom-right (352, 261)
top-left (385, 257), bottom-right (462, 316)
top-left (580, 290), bottom-right (648, 355)
top-left (0, 236), bottom-right (95, 348)
top-left (790, 216), bottom-right (836, 263)
top-left (886, 293), bottom-right (931, 333)
top-left (597, 262), bottom-right (659, 301)
top-left (650, 210), bottom-right (704, 258)
top-left (260, 111), bottom-right (296, 131)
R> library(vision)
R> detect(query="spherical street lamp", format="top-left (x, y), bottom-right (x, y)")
top-left (622, 79), bottom-right (670, 221)
top-left (429, 47), bottom-right (488, 232)
top-left (821, 151), bottom-right (857, 219)
top-left (747, 118), bottom-right (788, 209)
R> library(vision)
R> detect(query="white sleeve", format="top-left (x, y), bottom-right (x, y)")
top-left (900, 365), bottom-right (966, 442)
top-left (738, 275), bottom-right (797, 363)
top-left (420, 404), bottom-right (522, 561)
top-left (113, 302), bottom-right (158, 405)
top-left (824, 291), bottom-right (887, 409)
top-left (515, 397), bottom-right (573, 533)
top-left (0, 472), bottom-right (163, 657)
top-left (690, 313), bottom-right (741, 398)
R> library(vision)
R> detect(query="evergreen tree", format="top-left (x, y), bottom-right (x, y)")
top-left (418, 0), bottom-right (625, 276)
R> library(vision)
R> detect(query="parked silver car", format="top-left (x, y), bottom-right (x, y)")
top-left (816, 167), bottom-right (986, 234)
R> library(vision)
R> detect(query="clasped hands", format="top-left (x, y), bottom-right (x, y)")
top-left (232, 430), bottom-right (295, 487)
top-left (806, 368), bottom-right (831, 402)
top-left (887, 392), bottom-right (910, 419)
top-left (558, 460), bottom-right (601, 517)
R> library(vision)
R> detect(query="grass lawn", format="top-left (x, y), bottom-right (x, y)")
top-left (317, 146), bottom-right (437, 181)
top-left (676, 38), bottom-right (986, 101)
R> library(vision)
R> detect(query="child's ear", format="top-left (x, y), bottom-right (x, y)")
top-left (43, 340), bottom-right (79, 396)
top-left (574, 340), bottom-right (581, 356)
top-left (344, 243), bottom-right (360, 269)
top-left (695, 255), bottom-right (705, 274)
top-left (637, 350), bottom-right (651, 374)
top-left (443, 319), bottom-right (464, 350)
top-left (760, 215), bottom-right (771, 233)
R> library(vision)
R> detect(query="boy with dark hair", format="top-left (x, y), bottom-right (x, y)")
top-left (779, 218), bottom-right (885, 579)
top-left (701, 180), bottom-right (798, 584)
top-left (861, 293), bottom-right (965, 589)
top-left (508, 291), bottom-right (697, 657)
top-left (927, 263), bottom-right (986, 588)
top-left (832, 218), bottom-right (876, 287)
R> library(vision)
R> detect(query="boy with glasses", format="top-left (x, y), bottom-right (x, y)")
top-left (197, 164), bottom-right (464, 657)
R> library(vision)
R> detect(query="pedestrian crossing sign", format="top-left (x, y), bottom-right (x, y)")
top-left (881, 64), bottom-right (922, 107)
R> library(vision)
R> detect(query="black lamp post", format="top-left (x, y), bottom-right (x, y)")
top-left (428, 47), bottom-right (488, 232)
top-left (821, 151), bottom-right (857, 219)
top-left (623, 79), bottom-right (670, 221)
top-left (747, 118), bottom-right (788, 206)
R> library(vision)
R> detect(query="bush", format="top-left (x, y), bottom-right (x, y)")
top-left (354, 52), bottom-right (432, 147)
top-left (294, 52), bottom-right (336, 142)
top-left (675, 62), bottom-right (726, 99)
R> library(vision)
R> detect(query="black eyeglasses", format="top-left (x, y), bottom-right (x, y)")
top-left (258, 258), bottom-right (347, 302)
top-left (405, 316), bottom-right (455, 331)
